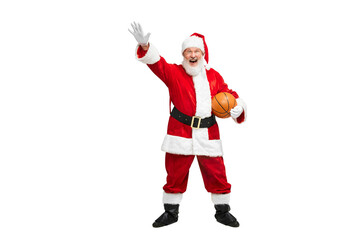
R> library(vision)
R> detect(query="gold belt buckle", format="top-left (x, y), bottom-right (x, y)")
top-left (191, 116), bottom-right (201, 129)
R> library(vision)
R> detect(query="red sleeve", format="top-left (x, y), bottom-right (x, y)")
top-left (214, 70), bottom-right (239, 99)
top-left (214, 70), bottom-right (246, 124)
top-left (147, 57), bottom-right (177, 87)
top-left (136, 44), bottom-right (176, 87)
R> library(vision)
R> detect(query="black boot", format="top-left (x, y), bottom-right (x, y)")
top-left (214, 204), bottom-right (240, 227)
top-left (152, 204), bottom-right (179, 228)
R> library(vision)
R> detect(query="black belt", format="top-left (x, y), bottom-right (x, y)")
top-left (170, 107), bottom-right (216, 129)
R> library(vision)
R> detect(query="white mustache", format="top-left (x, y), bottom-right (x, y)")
top-left (182, 57), bottom-right (204, 76)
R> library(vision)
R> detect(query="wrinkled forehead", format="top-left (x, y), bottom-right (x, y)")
top-left (183, 47), bottom-right (204, 55)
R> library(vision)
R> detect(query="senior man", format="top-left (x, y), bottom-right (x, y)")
top-left (129, 22), bottom-right (247, 228)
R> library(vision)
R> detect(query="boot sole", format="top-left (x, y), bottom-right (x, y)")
top-left (152, 219), bottom-right (178, 228)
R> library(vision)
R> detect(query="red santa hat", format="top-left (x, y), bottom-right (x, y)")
top-left (181, 33), bottom-right (209, 63)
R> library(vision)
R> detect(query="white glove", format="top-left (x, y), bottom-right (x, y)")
top-left (128, 22), bottom-right (151, 46)
top-left (230, 105), bottom-right (243, 119)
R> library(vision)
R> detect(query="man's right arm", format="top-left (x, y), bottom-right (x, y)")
top-left (129, 22), bottom-right (175, 87)
top-left (135, 42), bottom-right (174, 87)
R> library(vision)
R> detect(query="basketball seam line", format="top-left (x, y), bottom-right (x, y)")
top-left (214, 94), bottom-right (230, 117)
top-left (224, 92), bottom-right (230, 117)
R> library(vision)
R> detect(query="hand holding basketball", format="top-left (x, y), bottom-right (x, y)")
top-left (211, 92), bottom-right (238, 118)
top-left (230, 106), bottom-right (243, 119)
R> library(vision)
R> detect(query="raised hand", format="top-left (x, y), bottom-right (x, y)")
top-left (128, 22), bottom-right (151, 46)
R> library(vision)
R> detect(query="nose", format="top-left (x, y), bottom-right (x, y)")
top-left (190, 51), bottom-right (196, 58)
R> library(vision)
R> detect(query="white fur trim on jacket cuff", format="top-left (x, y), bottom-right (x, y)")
top-left (211, 193), bottom-right (230, 205)
top-left (232, 97), bottom-right (247, 123)
top-left (163, 192), bottom-right (183, 204)
top-left (135, 43), bottom-right (160, 64)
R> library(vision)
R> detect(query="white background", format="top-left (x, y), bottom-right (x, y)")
top-left (1, 0), bottom-right (360, 239)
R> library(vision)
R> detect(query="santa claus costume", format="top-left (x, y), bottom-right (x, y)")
top-left (130, 23), bottom-right (247, 227)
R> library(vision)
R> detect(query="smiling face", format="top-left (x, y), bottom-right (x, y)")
top-left (183, 47), bottom-right (204, 67)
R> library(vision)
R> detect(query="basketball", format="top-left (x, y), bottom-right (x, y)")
top-left (212, 92), bottom-right (237, 118)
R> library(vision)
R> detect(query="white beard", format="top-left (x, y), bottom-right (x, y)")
top-left (182, 57), bottom-right (205, 76)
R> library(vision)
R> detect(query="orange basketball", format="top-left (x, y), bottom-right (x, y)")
top-left (212, 92), bottom-right (237, 118)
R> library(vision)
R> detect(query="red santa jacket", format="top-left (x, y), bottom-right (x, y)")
top-left (136, 43), bottom-right (247, 156)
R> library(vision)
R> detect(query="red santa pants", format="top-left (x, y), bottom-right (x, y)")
top-left (163, 153), bottom-right (231, 194)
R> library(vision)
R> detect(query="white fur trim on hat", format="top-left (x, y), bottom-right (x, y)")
top-left (182, 36), bottom-right (205, 54)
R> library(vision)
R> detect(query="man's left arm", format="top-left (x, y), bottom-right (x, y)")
top-left (215, 71), bottom-right (247, 124)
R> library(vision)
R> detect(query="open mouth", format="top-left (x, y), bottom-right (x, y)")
top-left (189, 59), bottom-right (198, 63)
